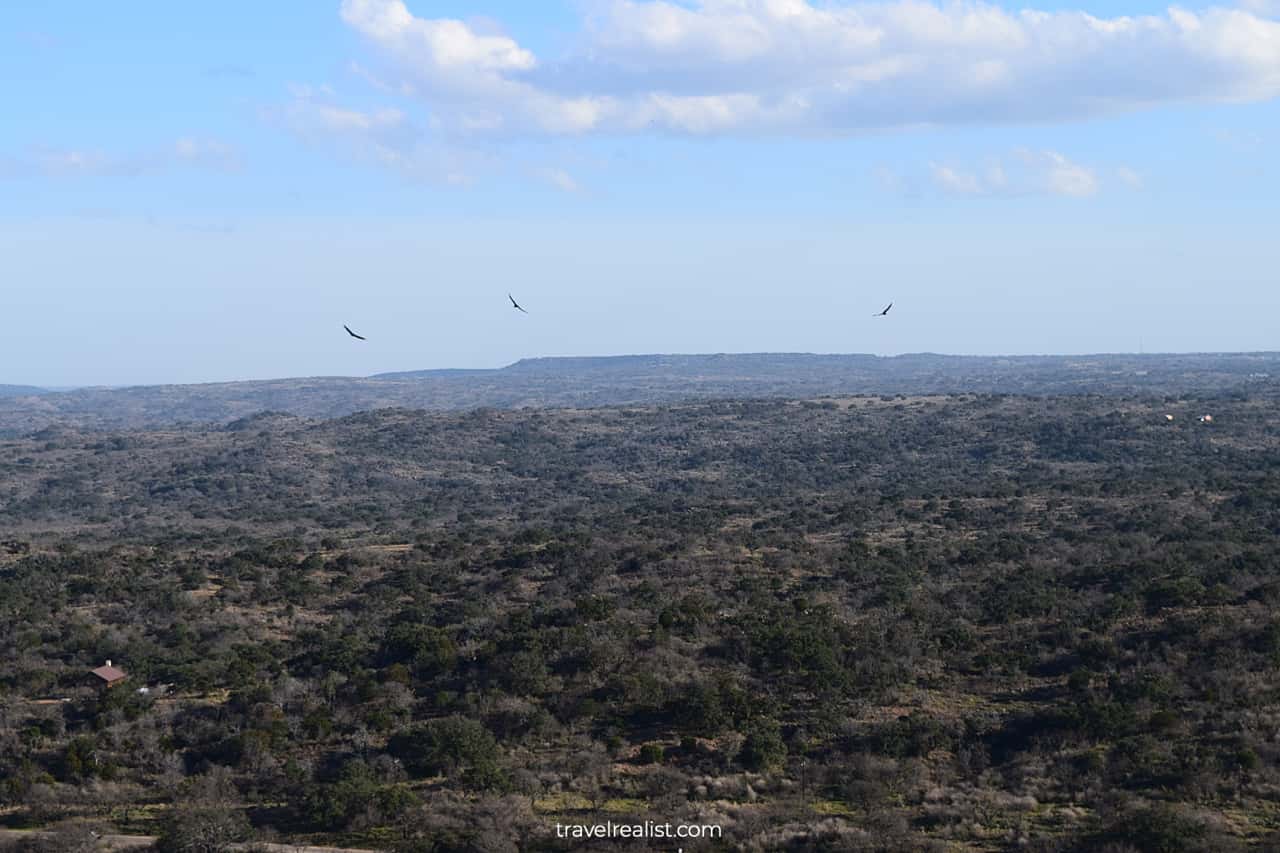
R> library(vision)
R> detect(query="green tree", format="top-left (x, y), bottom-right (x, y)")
top-left (388, 716), bottom-right (507, 791)
top-left (739, 717), bottom-right (786, 772)
top-left (379, 624), bottom-right (457, 677)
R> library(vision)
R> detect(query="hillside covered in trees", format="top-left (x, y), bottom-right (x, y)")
top-left (3, 391), bottom-right (1280, 851)
top-left (2, 351), bottom-right (1277, 435)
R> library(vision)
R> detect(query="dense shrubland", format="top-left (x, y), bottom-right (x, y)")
top-left (3, 393), bottom-right (1280, 850)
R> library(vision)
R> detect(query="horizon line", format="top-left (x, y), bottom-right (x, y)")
top-left (6, 349), bottom-right (1278, 393)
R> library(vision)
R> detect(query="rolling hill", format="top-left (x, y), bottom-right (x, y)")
top-left (1, 351), bottom-right (1276, 435)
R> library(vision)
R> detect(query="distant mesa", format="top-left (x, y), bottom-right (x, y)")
top-left (1, 352), bottom-right (1277, 436)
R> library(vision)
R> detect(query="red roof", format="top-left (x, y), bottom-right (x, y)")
top-left (91, 664), bottom-right (126, 683)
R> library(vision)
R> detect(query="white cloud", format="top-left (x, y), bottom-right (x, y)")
top-left (33, 149), bottom-right (121, 177)
top-left (1211, 127), bottom-right (1265, 150)
top-left (316, 104), bottom-right (406, 133)
top-left (339, 0), bottom-right (1280, 137)
top-left (1239, 0), bottom-right (1280, 17)
top-left (1025, 149), bottom-right (1099, 197)
top-left (1116, 166), bottom-right (1144, 188)
top-left (271, 88), bottom-right (411, 147)
top-left (173, 138), bottom-right (243, 171)
top-left (930, 163), bottom-right (984, 195)
top-left (341, 0), bottom-right (535, 75)
top-left (286, 82), bottom-right (336, 99)
top-left (536, 167), bottom-right (582, 193)
top-left (266, 88), bottom-right (483, 185)
top-left (926, 149), bottom-right (1100, 197)
top-left (872, 164), bottom-right (902, 190)
top-left (984, 162), bottom-right (1009, 192)
top-left (347, 60), bottom-right (417, 96)
top-left (1, 139), bottom-right (241, 179)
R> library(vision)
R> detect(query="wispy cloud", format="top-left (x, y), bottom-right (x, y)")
top-left (173, 138), bottom-right (243, 171)
top-left (1116, 166), bottom-right (1144, 189)
top-left (1, 138), bottom-right (242, 179)
top-left (264, 87), bottom-right (482, 185)
top-left (1211, 128), bottom-right (1266, 151)
top-left (535, 167), bottom-right (582, 193)
top-left (922, 150), bottom-right (1105, 198)
top-left (347, 60), bottom-right (414, 95)
top-left (1021, 149), bottom-right (1099, 198)
top-left (930, 163), bottom-right (986, 196)
top-left (338, 0), bottom-right (1280, 137)
top-left (1238, 0), bottom-right (1280, 16)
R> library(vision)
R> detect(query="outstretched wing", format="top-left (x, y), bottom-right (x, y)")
top-left (344, 325), bottom-right (367, 340)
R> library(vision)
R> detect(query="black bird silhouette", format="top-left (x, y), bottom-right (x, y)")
top-left (874, 302), bottom-right (893, 317)
top-left (508, 293), bottom-right (528, 314)
top-left (343, 325), bottom-right (367, 340)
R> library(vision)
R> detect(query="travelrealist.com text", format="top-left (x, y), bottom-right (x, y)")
top-left (554, 821), bottom-right (723, 841)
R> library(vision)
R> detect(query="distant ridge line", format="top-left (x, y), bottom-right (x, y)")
top-left (11, 352), bottom-right (1280, 390)
top-left (373, 350), bottom-right (1280, 381)
top-left (2, 351), bottom-right (1277, 435)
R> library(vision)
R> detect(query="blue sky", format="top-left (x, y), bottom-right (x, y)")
top-left (2, 0), bottom-right (1278, 386)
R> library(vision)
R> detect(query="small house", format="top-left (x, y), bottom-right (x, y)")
top-left (90, 660), bottom-right (127, 689)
